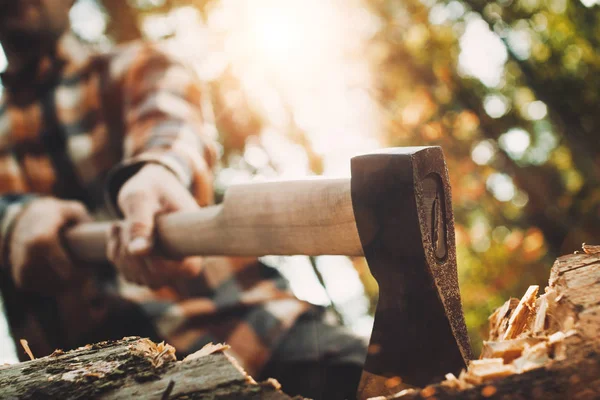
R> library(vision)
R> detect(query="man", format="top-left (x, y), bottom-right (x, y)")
top-left (0, 1), bottom-right (367, 399)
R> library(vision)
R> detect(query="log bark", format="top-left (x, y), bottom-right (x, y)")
top-left (0, 337), bottom-right (297, 399)
top-left (377, 252), bottom-right (600, 400)
top-left (2, 252), bottom-right (599, 399)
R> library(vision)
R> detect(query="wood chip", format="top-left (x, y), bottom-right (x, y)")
top-left (582, 243), bottom-right (600, 254)
top-left (441, 373), bottom-right (463, 390)
top-left (183, 343), bottom-right (231, 362)
top-left (20, 339), bottom-right (35, 361)
top-left (393, 388), bottom-right (417, 398)
top-left (503, 285), bottom-right (539, 340)
top-left (548, 331), bottom-right (566, 345)
top-left (468, 359), bottom-right (516, 381)
top-left (151, 341), bottom-right (176, 367)
top-left (481, 337), bottom-right (545, 363)
top-left (49, 349), bottom-right (65, 358)
top-left (264, 378), bottom-right (281, 390)
top-left (562, 315), bottom-right (575, 331)
top-left (367, 389), bottom-right (417, 399)
top-left (533, 295), bottom-right (548, 335)
top-left (488, 298), bottom-right (520, 341)
top-left (554, 341), bottom-right (568, 361)
top-left (547, 331), bottom-right (568, 361)
top-left (513, 342), bottom-right (549, 373)
top-left (409, 280), bottom-right (579, 398)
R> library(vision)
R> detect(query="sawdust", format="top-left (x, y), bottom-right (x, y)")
top-left (368, 243), bottom-right (596, 400)
top-left (434, 284), bottom-right (578, 393)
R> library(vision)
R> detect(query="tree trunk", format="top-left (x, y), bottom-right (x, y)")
top-left (378, 251), bottom-right (600, 400)
top-left (0, 338), bottom-right (296, 399)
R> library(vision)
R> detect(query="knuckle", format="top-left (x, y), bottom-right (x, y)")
top-left (28, 233), bottom-right (54, 252)
top-left (128, 221), bottom-right (152, 238)
top-left (64, 201), bottom-right (87, 215)
top-left (118, 189), bottom-right (147, 210)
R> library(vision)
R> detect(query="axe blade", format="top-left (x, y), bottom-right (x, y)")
top-left (351, 146), bottom-right (472, 399)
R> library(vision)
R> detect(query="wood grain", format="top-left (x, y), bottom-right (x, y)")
top-left (0, 337), bottom-right (295, 399)
top-left (65, 178), bottom-right (363, 261)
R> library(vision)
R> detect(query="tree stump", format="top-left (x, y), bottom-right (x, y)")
top-left (0, 338), bottom-right (296, 399)
top-left (373, 252), bottom-right (600, 400)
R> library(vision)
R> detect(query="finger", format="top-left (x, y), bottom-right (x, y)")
top-left (110, 224), bottom-right (138, 283)
top-left (112, 222), bottom-right (137, 283)
top-left (161, 182), bottom-right (199, 212)
top-left (119, 224), bottom-right (153, 286)
top-left (106, 224), bottom-right (121, 265)
top-left (60, 201), bottom-right (92, 224)
top-left (119, 192), bottom-right (160, 256)
top-left (39, 203), bottom-right (88, 281)
top-left (47, 243), bottom-right (75, 281)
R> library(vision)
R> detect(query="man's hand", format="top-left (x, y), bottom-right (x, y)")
top-left (9, 198), bottom-right (91, 293)
top-left (107, 163), bottom-right (204, 288)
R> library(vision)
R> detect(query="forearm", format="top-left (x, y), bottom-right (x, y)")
top-left (105, 44), bottom-right (218, 211)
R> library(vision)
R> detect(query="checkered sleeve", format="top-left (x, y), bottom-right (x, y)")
top-left (0, 194), bottom-right (37, 270)
top-left (105, 44), bottom-right (218, 209)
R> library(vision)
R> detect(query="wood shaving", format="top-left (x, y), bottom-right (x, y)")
top-left (367, 388), bottom-right (417, 399)
top-left (481, 337), bottom-right (544, 363)
top-left (152, 342), bottom-right (176, 368)
top-left (562, 315), bottom-right (575, 331)
top-left (264, 378), bottom-right (281, 390)
top-left (20, 339), bottom-right (35, 361)
top-left (183, 343), bottom-right (231, 362)
top-left (532, 296), bottom-right (548, 335)
top-left (582, 243), bottom-right (600, 255)
top-left (440, 373), bottom-right (462, 390)
top-left (435, 282), bottom-right (579, 396)
top-left (503, 285), bottom-right (539, 340)
top-left (513, 342), bottom-right (549, 373)
top-left (468, 359), bottom-right (516, 381)
top-left (49, 349), bottom-right (65, 358)
top-left (488, 298), bottom-right (519, 341)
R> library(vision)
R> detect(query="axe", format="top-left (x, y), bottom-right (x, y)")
top-left (65, 146), bottom-right (472, 399)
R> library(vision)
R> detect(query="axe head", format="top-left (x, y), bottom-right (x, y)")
top-left (351, 146), bottom-right (472, 399)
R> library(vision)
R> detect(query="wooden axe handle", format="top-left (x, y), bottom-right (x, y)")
top-left (65, 178), bottom-right (364, 262)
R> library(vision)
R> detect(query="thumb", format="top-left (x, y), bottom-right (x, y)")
top-left (119, 192), bottom-right (161, 256)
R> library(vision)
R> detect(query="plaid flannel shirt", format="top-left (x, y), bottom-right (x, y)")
top-left (0, 33), bottom-right (311, 376)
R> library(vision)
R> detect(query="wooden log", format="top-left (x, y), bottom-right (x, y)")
top-left (0, 337), bottom-right (297, 399)
top-left (371, 252), bottom-right (600, 400)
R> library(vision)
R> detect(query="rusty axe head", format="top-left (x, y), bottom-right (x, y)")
top-left (351, 146), bottom-right (473, 399)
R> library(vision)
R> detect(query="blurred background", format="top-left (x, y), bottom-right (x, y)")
top-left (1, 0), bottom-right (599, 363)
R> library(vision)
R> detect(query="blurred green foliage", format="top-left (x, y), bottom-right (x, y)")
top-left (60, 0), bottom-right (600, 354)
